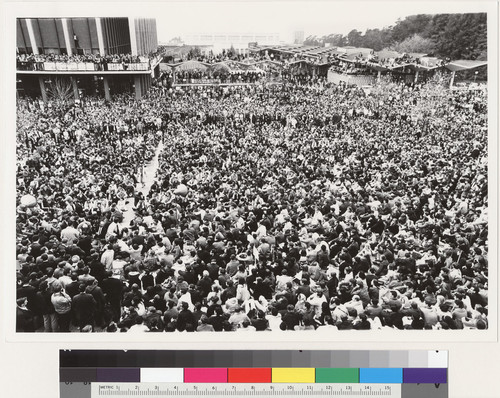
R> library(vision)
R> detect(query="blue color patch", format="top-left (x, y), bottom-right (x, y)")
top-left (359, 368), bottom-right (403, 383)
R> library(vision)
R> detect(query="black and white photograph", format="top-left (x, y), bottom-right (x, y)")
top-left (12, 2), bottom-right (493, 336)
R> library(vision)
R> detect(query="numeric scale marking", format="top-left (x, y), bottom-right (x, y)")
top-left (92, 383), bottom-right (401, 398)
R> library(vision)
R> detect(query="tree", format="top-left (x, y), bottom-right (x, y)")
top-left (426, 13), bottom-right (486, 60)
top-left (363, 29), bottom-right (385, 51)
top-left (187, 46), bottom-right (202, 60)
top-left (46, 77), bottom-right (73, 104)
top-left (391, 14), bottom-right (433, 42)
top-left (228, 44), bottom-right (237, 58)
top-left (304, 35), bottom-right (321, 46)
top-left (303, 12), bottom-right (486, 61)
top-left (324, 33), bottom-right (346, 47)
top-left (347, 29), bottom-right (362, 47)
top-left (390, 34), bottom-right (436, 54)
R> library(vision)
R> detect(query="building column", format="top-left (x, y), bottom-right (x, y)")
top-left (377, 71), bottom-right (381, 83)
top-left (134, 76), bottom-right (142, 99)
top-left (414, 70), bottom-right (419, 83)
top-left (133, 75), bottom-right (152, 99)
top-left (95, 18), bottom-right (105, 55)
top-left (26, 19), bottom-right (39, 54)
top-left (103, 76), bottom-right (111, 101)
top-left (38, 77), bottom-right (48, 102)
top-left (71, 77), bottom-right (79, 100)
top-left (449, 71), bottom-right (456, 90)
top-left (128, 17), bottom-right (138, 56)
top-left (61, 18), bottom-right (73, 56)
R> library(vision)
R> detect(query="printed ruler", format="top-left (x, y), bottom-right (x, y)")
top-left (90, 383), bottom-right (401, 397)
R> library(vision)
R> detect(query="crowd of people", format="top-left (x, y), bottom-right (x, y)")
top-left (172, 69), bottom-right (265, 85)
top-left (16, 52), bottom-right (159, 71)
top-left (16, 71), bottom-right (488, 333)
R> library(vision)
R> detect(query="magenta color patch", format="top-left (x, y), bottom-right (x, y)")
top-left (184, 368), bottom-right (228, 383)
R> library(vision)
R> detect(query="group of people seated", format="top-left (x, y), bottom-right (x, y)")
top-left (16, 71), bottom-right (488, 333)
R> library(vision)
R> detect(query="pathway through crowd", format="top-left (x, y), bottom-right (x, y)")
top-left (121, 141), bottom-right (164, 227)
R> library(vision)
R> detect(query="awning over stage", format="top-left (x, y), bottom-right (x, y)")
top-left (172, 60), bottom-right (210, 71)
top-left (445, 60), bottom-right (488, 72)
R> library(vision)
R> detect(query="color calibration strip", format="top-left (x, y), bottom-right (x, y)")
top-left (60, 350), bottom-right (447, 385)
top-left (62, 366), bottom-right (446, 384)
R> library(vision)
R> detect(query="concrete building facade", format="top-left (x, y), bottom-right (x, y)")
top-left (16, 17), bottom-right (159, 100)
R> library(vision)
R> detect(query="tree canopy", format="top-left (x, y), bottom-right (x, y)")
top-left (304, 13), bottom-right (487, 60)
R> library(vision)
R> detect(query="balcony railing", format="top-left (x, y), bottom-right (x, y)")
top-left (17, 61), bottom-right (152, 72)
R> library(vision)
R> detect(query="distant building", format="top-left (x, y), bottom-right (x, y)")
top-left (16, 17), bottom-right (160, 99)
top-left (181, 32), bottom-right (280, 53)
top-left (293, 31), bottom-right (304, 45)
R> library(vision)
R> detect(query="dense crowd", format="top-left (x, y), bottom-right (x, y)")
top-left (172, 69), bottom-right (264, 85)
top-left (16, 52), bottom-right (158, 71)
top-left (16, 75), bottom-right (488, 333)
top-left (178, 50), bottom-right (264, 64)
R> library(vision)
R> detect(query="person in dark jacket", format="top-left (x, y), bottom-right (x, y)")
top-left (16, 297), bottom-right (35, 332)
top-left (100, 271), bottom-right (123, 322)
top-left (177, 301), bottom-right (196, 331)
top-left (86, 279), bottom-right (106, 328)
top-left (72, 284), bottom-right (97, 330)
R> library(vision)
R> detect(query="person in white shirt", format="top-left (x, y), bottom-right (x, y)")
top-left (266, 307), bottom-right (283, 331)
top-left (127, 316), bottom-right (150, 332)
top-left (61, 221), bottom-right (80, 243)
top-left (307, 289), bottom-right (327, 317)
top-left (105, 217), bottom-right (124, 240)
top-left (100, 245), bottom-right (115, 271)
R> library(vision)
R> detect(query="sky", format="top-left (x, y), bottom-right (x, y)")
top-left (7, 1), bottom-right (490, 44)
top-left (150, 1), bottom-right (489, 43)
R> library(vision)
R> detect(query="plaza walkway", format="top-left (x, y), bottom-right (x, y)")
top-left (121, 141), bottom-right (164, 227)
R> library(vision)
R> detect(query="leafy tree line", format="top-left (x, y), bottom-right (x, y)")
top-left (304, 13), bottom-right (487, 60)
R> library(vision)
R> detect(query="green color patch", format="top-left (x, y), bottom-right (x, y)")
top-left (315, 368), bottom-right (359, 383)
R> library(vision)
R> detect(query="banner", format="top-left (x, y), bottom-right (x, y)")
top-left (327, 71), bottom-right (375, 87)
top-left (127, 63), bottom-right (149, 71)
top-left (107, 63), bottom-right (123, 71)
top-left (43, 62), bottom-right (56, 71)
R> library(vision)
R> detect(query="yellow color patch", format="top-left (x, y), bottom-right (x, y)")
top-left (272, 368), bottom-right (315, 383)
